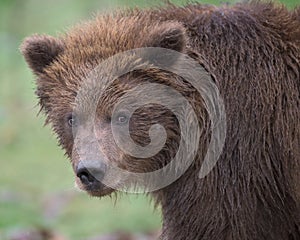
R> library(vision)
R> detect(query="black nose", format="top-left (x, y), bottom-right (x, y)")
top-left (76, 161), bottom-right (106, 186)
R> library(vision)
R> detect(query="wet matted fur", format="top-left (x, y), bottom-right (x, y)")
top-left (21, 1), bottom-right (300, 239)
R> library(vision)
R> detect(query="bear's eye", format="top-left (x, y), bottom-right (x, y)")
top-left (67, 114), bottom-right (77, 127)
top-left (114, 113), bottom-right (129, 125)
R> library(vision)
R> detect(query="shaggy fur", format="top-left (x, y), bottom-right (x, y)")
top-left (21, 1), bottom-right (300, 240)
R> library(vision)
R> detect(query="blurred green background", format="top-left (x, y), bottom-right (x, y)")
top-left (0, 0), bottom-right (298, 239)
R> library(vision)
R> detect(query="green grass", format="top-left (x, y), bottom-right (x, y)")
top-left (0, 0), bottom-right (299, 239)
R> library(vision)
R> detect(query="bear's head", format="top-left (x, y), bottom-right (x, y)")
top-left (21, 16), bottom-right (210, 197)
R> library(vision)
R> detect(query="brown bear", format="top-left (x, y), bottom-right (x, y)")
top-left (21, 1), bottom-right (300, 240)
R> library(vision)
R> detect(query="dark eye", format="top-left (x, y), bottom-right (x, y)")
top-left (114, 113), bottom-right (129, 125)
top-left (67, 114), bottom-right (77, 127)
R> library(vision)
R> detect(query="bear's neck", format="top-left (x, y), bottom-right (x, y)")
top-left (157, 167), bottom-right (224, 240)
top-left (155, 165), bottom-right (299, 240)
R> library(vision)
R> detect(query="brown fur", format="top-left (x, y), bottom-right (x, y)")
top-left (21, 1), bottom-right (300, 240)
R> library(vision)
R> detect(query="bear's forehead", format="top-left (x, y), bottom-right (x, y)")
top-left (50, 4), bottom-right (233, 70)
top-left (43, 5), bottom-right (222, 87)
top-left (62, 13), bottom-right (157, 60)
top-left (45, 12), bottom-right (161, 82)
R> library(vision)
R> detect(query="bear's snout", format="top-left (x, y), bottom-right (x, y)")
top-left (76, 160), bottom-right (106, 189)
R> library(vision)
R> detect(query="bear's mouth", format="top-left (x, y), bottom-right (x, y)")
top-left (75, 176), bottom-right (115, 197)
top-left (85, 186), bottom-right (115, 197)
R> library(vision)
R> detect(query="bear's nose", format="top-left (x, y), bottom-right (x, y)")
top-left (76, 160), bottom-right (106, 186)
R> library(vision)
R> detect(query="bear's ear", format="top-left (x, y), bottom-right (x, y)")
top-left (141, 22), bottom-right (187, 66)
top-left (143, 22), bottom-right (186, 52)
top-left (20, 34), bottom-right (64, 75)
